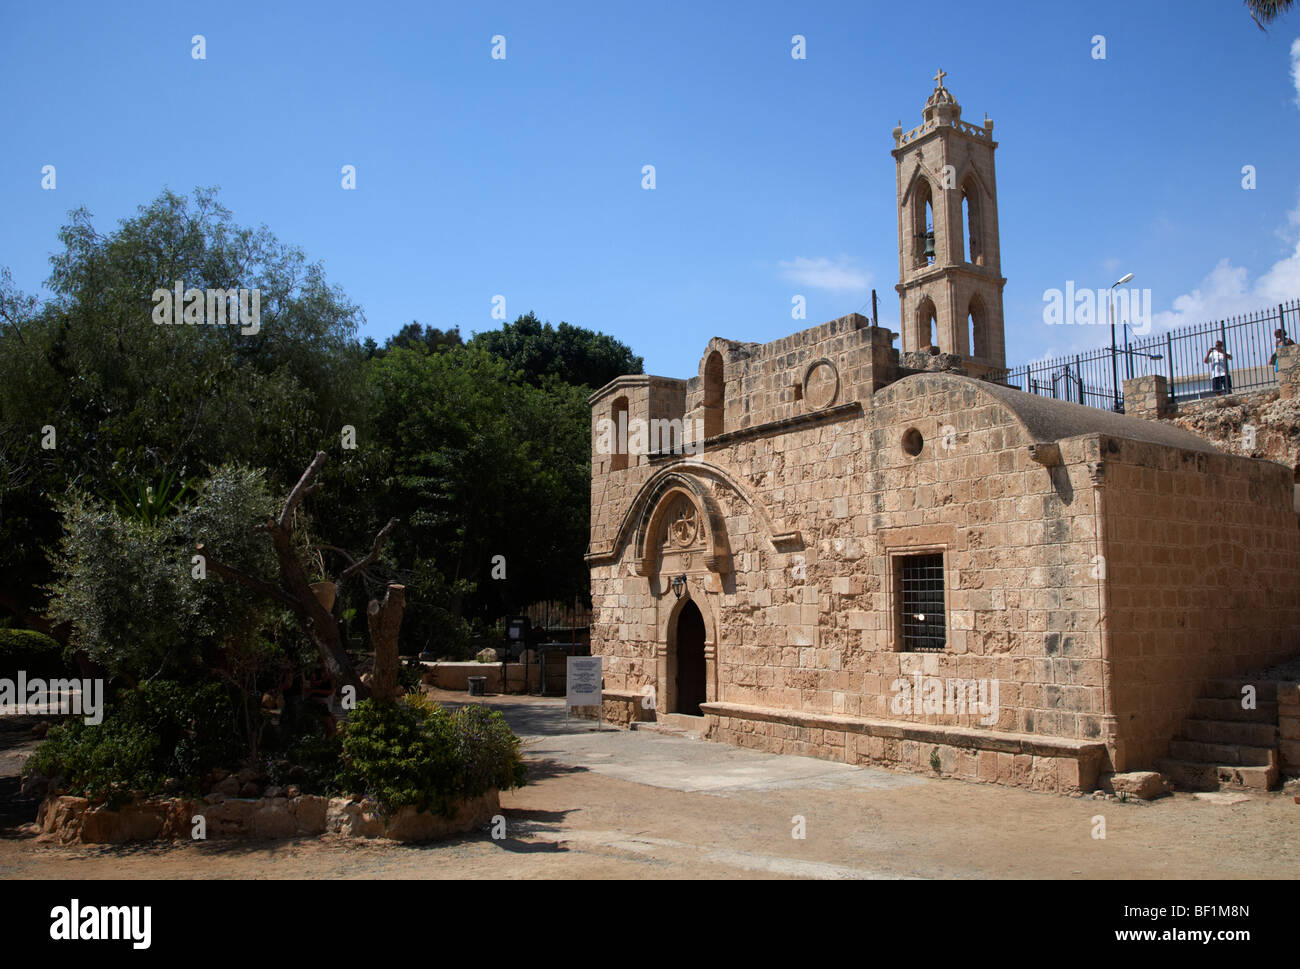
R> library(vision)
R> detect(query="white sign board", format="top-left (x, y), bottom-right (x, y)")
top-left (566, 656), bottom-right (603, 708)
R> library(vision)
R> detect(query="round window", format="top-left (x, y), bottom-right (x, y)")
top-left (902, 427), bottom-right (924, 456)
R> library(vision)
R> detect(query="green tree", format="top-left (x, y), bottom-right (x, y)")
top-left (382, 321), bottom-right (463, 355)
top-left (44, 464), bottom-right (279, 682)
top-left (0, 188), bottom-right (373, 631)
top-left (468, 312), bottom-right (642, 389)
top-left (368, 344), bottom-right (590, 652)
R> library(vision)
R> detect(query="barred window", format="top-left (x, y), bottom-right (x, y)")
top-left (899, 553), bottom-right (946, 652)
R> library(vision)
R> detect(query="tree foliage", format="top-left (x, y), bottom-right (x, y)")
top-left (0, 188), bottom-right (371, 624)
top-left (3, 184), bottom-right (639, 687)
top-left (468, 311), bottom-right (642, 389)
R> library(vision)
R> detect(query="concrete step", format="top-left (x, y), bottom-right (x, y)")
top-left (1202, 678), bottom-right (1279, 702)
top-left (1189, 698), bottom-right (1279, 723)
top-left (1168, 739), bottom-right (1277, 767)
top-left (630, 713), bottom-right (706, 738)
top-left (1154, 758), bottom-right (1278, 792)
top-left (1181, 718), bottom-right (1277, 748)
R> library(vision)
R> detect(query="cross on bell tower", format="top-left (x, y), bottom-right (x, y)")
top-left (891, 71), bottom-right (1007, 375)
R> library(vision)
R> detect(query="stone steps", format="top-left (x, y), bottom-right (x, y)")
top-left (630, 713), bottom-right (706, 738)
top-left (1202, 678), bottom-right (1278, 702)
top-left (1168, 739), bottom-right (1277, 767)
top-left (1158, 673), bottom-right (1289, 792)
top-left (1154, 758), bottom-right (1277, 792)
top-left (1181, 718), bottom-right (1277, 747)
top-left (1188, 697), bottom-right (1279, 723)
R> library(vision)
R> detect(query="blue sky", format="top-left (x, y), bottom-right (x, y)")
top-left (2, 0), bottom-right (1299, 378)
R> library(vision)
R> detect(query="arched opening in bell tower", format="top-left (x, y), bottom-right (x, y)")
top-left (967, 294), bottom-right (986, 361)
top-left (913, 179), bottom-right (935, 269)
top-left (918, 297), bottom-right (938, 351)
top-left (962, 183), bottom-right (983, 266)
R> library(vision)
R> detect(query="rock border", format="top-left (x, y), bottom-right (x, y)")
top-left (33, 790), bottom-right (500, 845)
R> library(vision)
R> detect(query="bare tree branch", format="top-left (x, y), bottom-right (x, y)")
top-left (337, 517), bottom-right (398, 588)
top-left (278, 450), bottom-right (327, 530)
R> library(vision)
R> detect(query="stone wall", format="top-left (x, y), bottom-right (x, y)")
top-left (1169, 392), bottom-right (1300, 480)
top-left (590, 322), bottom-right (1300, 791)
top-left (34, 790), bottom-right (500, 844)
top-left (1279, 680), bottom-right (1300, 777)
top-left (1099, 439), bottom-right (1300, 768)
top-left (425, 661), bottom-right (548, 693)
top-left (589, 369), bottom-right (1115, 789)
top-left (1122, 368), bottom-right (1300, 480)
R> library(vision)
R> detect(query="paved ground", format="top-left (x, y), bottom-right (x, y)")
top-left (1, 691), bottom-right (1297, 879)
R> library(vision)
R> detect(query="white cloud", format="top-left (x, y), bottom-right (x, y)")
top-left (1151, 45), bottom-right (1300, 330)
top-left (1291, 37), bottom-right (1300, 107)
top-left (1152, 199), bottom-right (1300, 332)
top-left (778, 256), bottom-right (871, 292)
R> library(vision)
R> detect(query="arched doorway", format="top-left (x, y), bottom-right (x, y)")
top-left (674, 599), bottom-right (707, 716)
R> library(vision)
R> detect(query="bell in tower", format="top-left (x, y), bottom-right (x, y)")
top-left (892, 70), bottom-right (1008, 376)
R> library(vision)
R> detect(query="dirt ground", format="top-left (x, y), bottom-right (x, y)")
top-left (1, 691), bottom-right (1296, 880)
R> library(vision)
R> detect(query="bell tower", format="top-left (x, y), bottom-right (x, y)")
top-left (893, 70), bottom-right (1007, 375)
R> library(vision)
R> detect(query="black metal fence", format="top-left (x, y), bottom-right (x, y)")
top-left (990, 299), bottom-right (1300, 412)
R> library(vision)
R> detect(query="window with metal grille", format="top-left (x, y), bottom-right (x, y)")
top-left (899, 553), bottom-right (946, 651)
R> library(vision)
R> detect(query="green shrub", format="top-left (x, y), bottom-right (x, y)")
top-left (337, 697), bottom-right (460, 815)
top-left (452, 703), bottom-right (527, 796)
top-left (0, 628), bottom-right (71, 678)
top-left (24, 680), bottom-right (239, 806)
top-left (337, 697), bottom-right (526, 815)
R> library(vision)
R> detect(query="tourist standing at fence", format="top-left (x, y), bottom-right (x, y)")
top-left (1204, 340), bottom-right (1232, 395)
top-left (1269, 329), bottom-right (1295, 372)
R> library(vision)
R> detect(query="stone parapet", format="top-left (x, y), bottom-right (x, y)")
top-left (1121, 374), bottom-right (1172, 419)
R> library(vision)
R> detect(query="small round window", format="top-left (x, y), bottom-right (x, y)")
top-left (901, 427), bottom-right (924, 456)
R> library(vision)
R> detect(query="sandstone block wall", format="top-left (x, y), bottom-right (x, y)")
top-left (1100, 439), bottom-right (1300, 768)
top-left (589, 322), bottom-right (1300, 789)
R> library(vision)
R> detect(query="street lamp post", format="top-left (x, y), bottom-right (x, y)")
top-left (1109, 272), bottom-right (1135, 411)
top-left (1122, 322), bottom-right (1162, 377)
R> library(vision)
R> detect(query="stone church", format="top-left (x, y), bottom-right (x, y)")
top-left (585, 75), bottom-right (1300, 793)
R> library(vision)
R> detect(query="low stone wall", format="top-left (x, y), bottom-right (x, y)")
top-left (34, 790), bottom-right (499, 845)
top-left (1280, 681), bottom-right (1300, 778)
top-left (589, 689), bottom-right (654, 726)
top-left (700, 702), bottom-right (1106, 794)
top-left (425, 661), bottom-right (549, 693)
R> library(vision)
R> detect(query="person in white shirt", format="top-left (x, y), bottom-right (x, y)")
top-left (1203, 340), bottom-right (1232, 395)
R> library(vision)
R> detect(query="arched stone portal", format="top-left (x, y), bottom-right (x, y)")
top-left (641, 484), bottom-right (726, 717)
